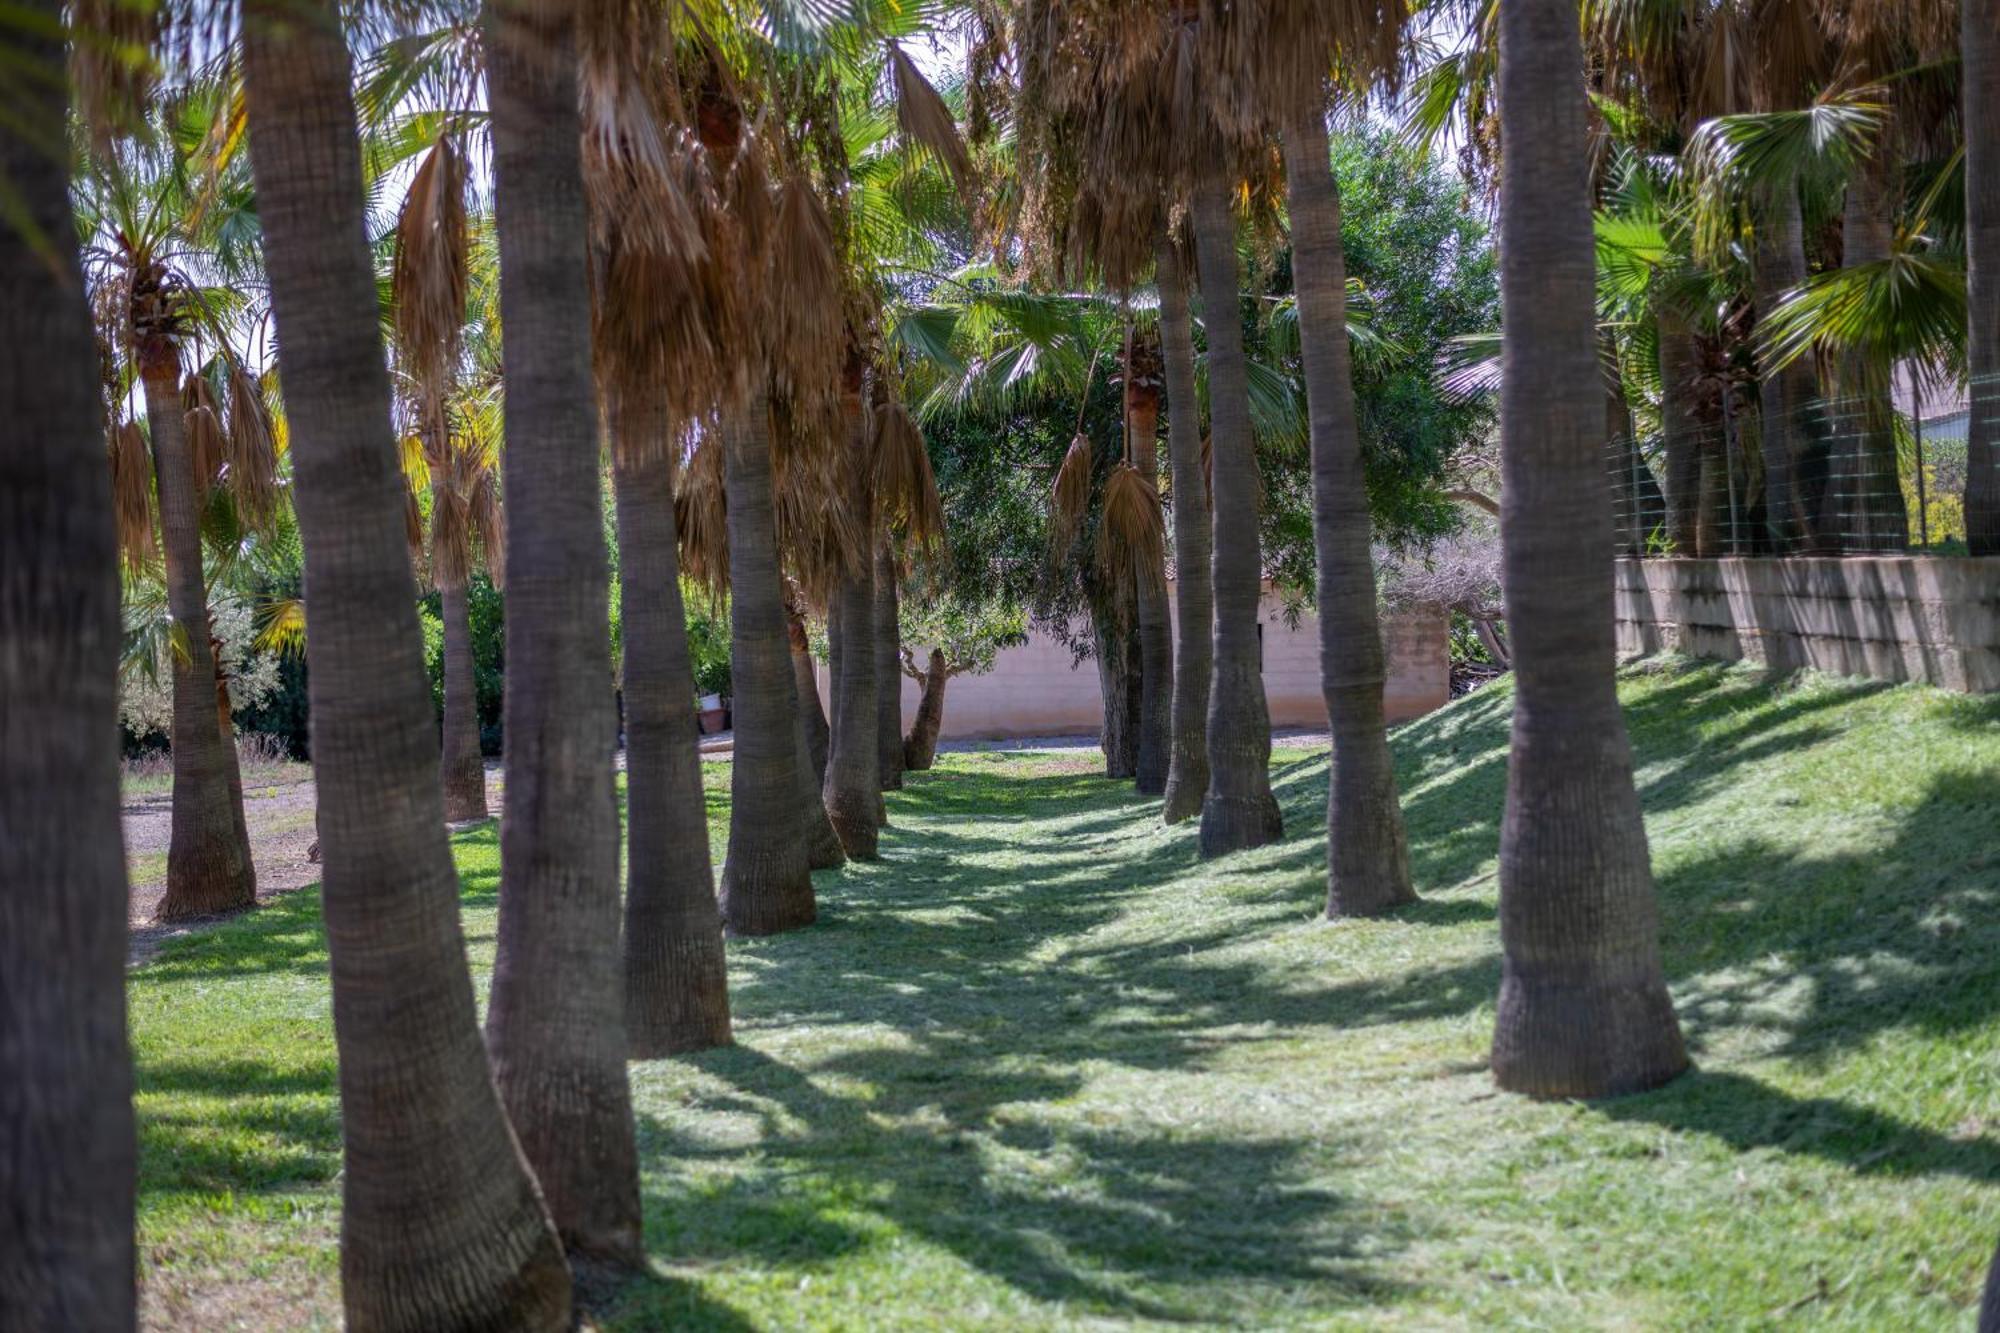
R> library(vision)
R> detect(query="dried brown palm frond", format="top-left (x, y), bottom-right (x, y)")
top-left (71, 0), bottom-right (159, 158)
top-left (871, 395), bottom-right (944, 552)
top-left (775, 408), bottom-right (867, 606)
top-left (224, 361), bottom-right (280, 529)
top-left (889, 42), bottom-right (974, 194)
top-left (1195, 0), bottom-right (1408, 143)
top-left (1047, 431), bottom-right (1095, 560)
top-left (404, 487), bottom-right (425, 565)
top-left (579, 3), bottom-right (706, 266)
top-left (676, 426), bottom-right (729, 602)
top-left (390, 134), bottom-right (469, 410)
top-left (764, 172), bottom-right (845, 416)
top-left (181, 373), bottom-right (226, 494)
top-left (468, 462), bottom-right (507, 589)
top-left (110, 418), bottom-right (157, 571)
top-left (1096, 461), bottom-right (1167, 596)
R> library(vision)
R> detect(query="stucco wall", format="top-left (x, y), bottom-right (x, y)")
top-left (834, 589), bottom-right (1450, 742)
top-left (1614, 557), bottom-right (2000, 693)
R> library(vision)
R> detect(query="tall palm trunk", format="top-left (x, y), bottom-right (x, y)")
top-left (1832, 141), bottom-right (1909, 553)
top-left (142, 356), bottom-right (256, 920)
top-left (1190, 171), bottom-right (1282, 856)
top-left (720, 381), bottom-right (817, 933)
top-left (482, 0), bottom-right (641, 1266)
top-left (0, 8), bottom-right (136, 1320)
top-left (1752, 179), bottom-right (1816, 550)
top-left (1282, 110), bottom-right (1415, 918)
top-left (438, 577), bottom-right (487, 821)
top-left (1656, 310), bottom-right (1706, 555)
top-left (874, 538), bottom-right (905, 791)
top-left (795, 670), bottom-right (846, 871)
top-left (1604, 349), bottom-right (1665, 554)
top-left (1129, 368), bottom-right (1172, 797)
top-left (1490, 0), bottom-right (1687, 1099)
top-left (788, 596), bottom-right (830, 786)
top-left (824, 394), bottom-right (880, 856)
top-left (1093, 601), bottom-right (1138, 778)
top-left (1970, 0), bottom-right (2000, 557)
top-left (1154, 229), bottom-right (1211, 824)
top-left (241, 2), bottom-right (570, 1323)
top-left (611, 427), bottom-right (731, 1059)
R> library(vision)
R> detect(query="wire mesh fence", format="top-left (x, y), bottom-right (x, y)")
top-left (1606, 384), bottom-right (1989, 558)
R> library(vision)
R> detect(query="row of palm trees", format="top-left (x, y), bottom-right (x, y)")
top-left (9, 2), bottom-right (2000, 1330)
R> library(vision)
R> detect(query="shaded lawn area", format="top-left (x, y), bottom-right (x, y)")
top-left (130, 659), bottom-right (2000, 1329)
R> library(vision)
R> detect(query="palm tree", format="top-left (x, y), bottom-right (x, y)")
top-left (1191, 169), bottom-right (1284, 856)
top-left (1489, 0), bottom-right (1687, 1098)
top-left (1281, 106), bottom-right (1416, 917)
top-left (0, 3), bottom-right (136, 1320)
top-left (874, 537), bottom-right (906, 791)
top-left (481, 0), bottom-right (641, 1265)
top-left (238, 0), bottom-right (571, 1322)
top-left (1965, 0), bottom-right (2000, 556)
top-left (1124, 321), bottom-right (1172, 797)
top-left (78, 105), bottom-right (258, 920)
top-left (824, 364), bottom-right (881, 857)
top-left (1154, 230), bottom-right (1213, 825)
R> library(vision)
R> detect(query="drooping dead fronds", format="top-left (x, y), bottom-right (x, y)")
top-left (391, 134), bottom-right (469, 412)
top-left (889, 42), bottom-right (974, 193)
top-left (764, 173), bottom-right (846, 415)
top-left (871, 394), bottom-right (944, 552)
top-left (110, 418), bottom-right (157, 571)
top-left (224, 361), bottom-right (279, 529)
top-left (676, 426), bottom-right (729, 602)
top-left (1096, 462), bottom-right (1167, 595)
top-left (71, 0), bottom-right (159, 158)
top-left (775, 402), bottom-right (867, 607)
top-left (181, 373), bottom-right (226, 494)
top-left (1047, 431), bottom-right (1094, 559)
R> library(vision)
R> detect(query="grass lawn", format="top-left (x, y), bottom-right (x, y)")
top-left (129, 659), bottom-right (2000, 1329)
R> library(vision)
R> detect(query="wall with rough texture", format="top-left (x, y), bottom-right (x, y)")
top-left (841, 590), bottom-right (1450, 742)
top-left (1614, 557), bottom-right (2000, 692)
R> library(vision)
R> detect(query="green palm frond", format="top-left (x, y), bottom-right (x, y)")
top-left (1761, 249), bottom-right (1967, 382)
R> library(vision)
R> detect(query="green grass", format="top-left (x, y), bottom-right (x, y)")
top-left (129, 660), bottom-right (2000, 1329)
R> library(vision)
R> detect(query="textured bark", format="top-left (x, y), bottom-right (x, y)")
top-left (1094, 605), bottom-right (1138, 779)
top-left (874, 538), bottom-right (906, 791)
top-left (611, 430), bottom-right (731, 1060)
top-left (719, 384), bottom-right (817, 935)
top-left (1283, 111), bottom-right (1416, 918)
top-left (902, 650), bottom-right (948, 771)
top-left (438, 579), bottom-right (488, 821)
top-left (1191, 172), bottom-right (1282, 856)
top-left (1657, 312), bottom-right (1706, 556)
top-left (1831, 143), bottom-right (1910, 553)
top-left (1751, 180), bottom-right (1816, 551)
top-left (1154, 229), bottom-right (1211, 824)
top-left (1971, 0), bottom-right (2000, 556)
top-left (481, 0), bottom-right (642, 1267)
top-left (795, 671), bottom-right (846, 872)
top-left (0, 9), bottom-right (137, 1321)
top-left (1490, 0), bottom-right (1688, 1099)
top-left (823, 397), bottom-right (880, 857)
top-left (242, 3), bottom-right (571, 1325)
top-left (143, 360), bottom-right (257, 920)
top-left (1129, 375), bottom-right (1172, 797)
top-left (788, 600), bottom-right (830, 788)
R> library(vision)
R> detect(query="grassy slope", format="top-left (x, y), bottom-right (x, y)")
top-left (129, 660), bottom-right (2000, 1329)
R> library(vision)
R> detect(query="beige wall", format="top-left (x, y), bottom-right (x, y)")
top-left (829, 588), bottom-right (1451, 742)
top-left (1614, 556), bottom-right (2000, 693)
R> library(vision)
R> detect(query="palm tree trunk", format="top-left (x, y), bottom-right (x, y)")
top-left (481, 0), bottom-right (641, 1267)
top-left (0, 8), bottom-right (136, 1320)
top-left (874, 537), bottom-right (905, 791)
top-left (1154, 228), bottom-right (1211, 825)
top-left (1094, 602), bottom-right (1138, 778)
top-left (1604, 350), bottom-right (1665, 554)
top-left (795, 670), bottom-right (846, 871)
top-left (142, 358), bottom-right (257, 920)
top-left (1490, 0), bottom-right (1687, 1099)
top-left (1129, 376), bottom-right (1172, 797)
top-left (1656, 311), bottom-right (1705, 555)
top-left (438, 578), bottom-right (488, 821)
top-left (241, 2), bottom-right (571, 1323)
top-left (1834, 141), bottom-right (1910, 553)
top-left (1752, 179), bottom-right (1815, 551)
top-left (1190, 170), bottom-right (1282, 856)
top-left (1282, 109), bottom-right (1416, 918)
top-left (610, 426), bottom-right (731, 1059)
top-left (823, 396), bottom-right (880, 856)
top-left (903, 650), bottom-right (948, 771)
top-left (788, 596), bottom-right (830, 787)
top-left (1969, 0), bottom-right (2000, 557)
top-left (720, 381), bottom-right (817, 934)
